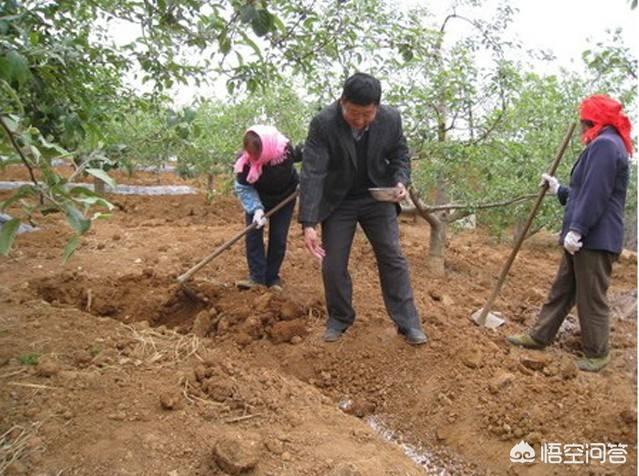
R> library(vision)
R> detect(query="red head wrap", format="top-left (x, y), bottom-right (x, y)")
top-left (579, 94), bottom-right (633, 155)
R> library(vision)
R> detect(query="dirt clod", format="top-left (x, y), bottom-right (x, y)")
top-left (191, 310), bottom-right (211, 337)
top-left (520, 354), bottom-right (550, 371)
top-left (488, 372), bottom-right (515, 394)
top-left (35, 356), bottom-right (60, 377)
top-left (212, 432), bottom-right (262, 475)
top-left (461, 349), bottom-right (482, 369)
top-left (269, 319), bottom-right (307, 344)
top-left (559, 356), bottom-right (578, 379)
top-left (159, 391), bottom-right (182, 410)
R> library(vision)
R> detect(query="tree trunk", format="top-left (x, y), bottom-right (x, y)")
top-left (408, 188), bottom-right (447, 277)
top-left (94, 176), bottom-right (106, 194)
top-left (207, 173), bottom-right (215, 192)
top-left (428, 167), bottom-right (449, 276)
top-left (427, 214), bottom-right (447, 276)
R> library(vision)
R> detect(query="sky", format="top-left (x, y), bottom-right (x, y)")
top-left (402, 0), bottom-right (637, 73)
top-left (485, 0), bottom-right (636, 73)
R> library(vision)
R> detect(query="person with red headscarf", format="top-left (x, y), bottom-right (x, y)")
top-left (233, 125), bottom-right (303, 291)
top-left (508, 94), bottom-right (633, 372)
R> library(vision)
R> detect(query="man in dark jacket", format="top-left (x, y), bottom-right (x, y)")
top-left (507, 94), bottom-right (633, 372)
top-left (299, 72), bottom-right (427, 345)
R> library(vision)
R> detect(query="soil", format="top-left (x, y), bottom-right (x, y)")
top-left (0, 168), bottom-right (636, 475)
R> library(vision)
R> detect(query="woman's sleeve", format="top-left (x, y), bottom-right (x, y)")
top-left (234, 180), bottom-right (264, 214)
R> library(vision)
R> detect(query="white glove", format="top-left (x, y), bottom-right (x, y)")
top-left (563, 231), bottom-right (582, 255)
top-left (540, 173), bottom-right (560, 195)
top-left (252, 209), bottom-right (267, 229)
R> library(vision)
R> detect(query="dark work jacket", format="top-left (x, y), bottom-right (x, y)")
top-left (557, 127), bottom-right (629, 254)
top-left (298, 101), bottom-right (410, 226)
top-left (236, 144), bottom-right (302, 209)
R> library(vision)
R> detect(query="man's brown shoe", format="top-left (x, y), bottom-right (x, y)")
top-left (506, 333), bottom-right (546, 349)
top-left (576, 355), bottom-right (610, 372)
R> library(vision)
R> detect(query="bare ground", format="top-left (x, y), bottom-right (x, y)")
top-left (0, 169), bottom-right (636, 475)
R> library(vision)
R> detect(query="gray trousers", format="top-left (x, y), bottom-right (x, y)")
top-left (530, 249), bottom-right (617, 358)
top-left (321, 195), bottom-right (422, 332)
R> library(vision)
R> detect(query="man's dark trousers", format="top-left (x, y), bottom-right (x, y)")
top-left (530, 249), bottom-right (617, 358)
top-left (321, 195), bottom-right (422, 332)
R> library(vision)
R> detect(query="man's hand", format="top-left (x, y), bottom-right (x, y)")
top-left (252, 209), bottom-right (267, 229)
top-left (540, 173), bottom-right (560, 195)
top-left (303, 226), bottom-right (325, 262)
top-left (394, 182), bottom-right (407, 202)
top-left (563, 231), bottom-right (582, 255)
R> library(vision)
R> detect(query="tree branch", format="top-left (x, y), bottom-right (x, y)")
top-left (404, 191), bottom-right (539, 214)
top-left (0, 115), bottom-right (39, 188)
top-left (464, 107), bottom-right (507, 146)
top-left (408, 187), bottom-right (440, 228)
top-left (446, 208), bottom-right (473, 223)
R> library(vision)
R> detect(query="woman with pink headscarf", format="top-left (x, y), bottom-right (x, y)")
top-left (508, 94), bottom-right (633, 372)
top-left (234, 125), bottom-right (302, 291)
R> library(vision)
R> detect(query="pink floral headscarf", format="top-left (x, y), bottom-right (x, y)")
top-left (233, 125), bottom-right (289, 183)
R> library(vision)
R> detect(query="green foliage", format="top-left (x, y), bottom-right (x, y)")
top-left (184, 82), bottom-right (310, 176)
top-left (376, 3), bottom-right (636, 240)
top-left (0, 114), bottom-right (115, 259)
top-left (0, 0), bottom-right (635, 256)
top-left (0, 218), bottom-right (20, 256)
top-left (0, 0), bottom-right (338, 257)
top-left (102, 81), bottom-right (310, 180)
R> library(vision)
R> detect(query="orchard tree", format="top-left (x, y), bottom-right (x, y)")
top-left (0, 0), bottom-right (380, 256)
top-left (183, 82), bottom-right (310, 198)
top-left (381, 3), bottom-right (636, 274)
top-left (378, 2), bottom-right (535, 274)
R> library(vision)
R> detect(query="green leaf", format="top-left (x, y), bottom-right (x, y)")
top-left (0, 51), bottom-right (31, 85)
top-left (2, 115), bottom-right (18, 133)
top-left (0, 218), bottom-right (20, 256)
top-left (74, 195), bottom-right (114, 210)
top-left (62, 236), bottom-right (80, 263)
top-left (251, 10), bottom-right (274, 37)
top-left (85, 168), bottom-right (116, 189)
top-left (37, 134), bottom-right (69, 155)
top-left (91, 212), bottom-right (112, 220)
top-left (240, 32), bottom-right (263, 60)
top-left (271, 14), bottom-right (286, 34)
top-left (68, 186), bottom-right (102, 197)
top-left (218, 31), bottom-right (231, 55)
top-left (64, 205), bottom-right (91, 234)
top-left (29, 144), bottom-right (41, 161)
top-left (239, 4), bottom-right (257, 23)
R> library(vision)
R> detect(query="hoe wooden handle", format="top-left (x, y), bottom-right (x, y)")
top-left (476, 122), bottom-right (576, 326)
top-left (177, 190), bottom-right (299, 284)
